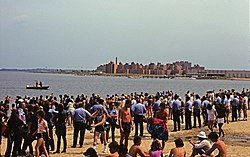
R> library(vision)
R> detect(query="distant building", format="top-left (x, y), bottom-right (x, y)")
top-left (96, 58), bottom-right (250, 78)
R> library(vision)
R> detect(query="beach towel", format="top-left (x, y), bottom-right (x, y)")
top-left (147, 117), bottom-right (168, 141)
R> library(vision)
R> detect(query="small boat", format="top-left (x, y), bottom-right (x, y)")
top-left (26, 85), bottom-right (49, 90)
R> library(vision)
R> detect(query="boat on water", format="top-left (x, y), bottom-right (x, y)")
top-left (26, 85), bottom-right (49, 90)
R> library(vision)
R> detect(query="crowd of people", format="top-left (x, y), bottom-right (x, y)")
top-left (0, 88), bottom-right (249, 157)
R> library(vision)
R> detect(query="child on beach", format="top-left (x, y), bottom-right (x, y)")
top-left (149, 140), bottom-right (163, 157)
top-left (201, 132), bottom-right (227, 157)
top-left (106, 141), bottom-right (119, 157)
top-left (168, 138), bottom-right (186, 157)
top-left (128, 136), bottom-right (149, 157)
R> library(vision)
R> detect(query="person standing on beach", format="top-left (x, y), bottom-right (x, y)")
top-left (53, 103), bottom-right (68, 153)
top-left (35, 110), bottom-right (50, 157)
top-left (231, 95), bottom-right (239, 122)
top-left (184, 96), bottom-right (192, 130)
top-left (155, 102), bottom-right (169, 150)
top-left (172, 94), bottom-right (181, 132)
top-left (5, 109), bottom-right (24, 157)
top-left (215, 102), bottom-right (226, 137)
top-left (193, 94), bottom-right (202, 128)
top-left (201, 96), bottom-right (210, 126)
top-left (119, 99), bottom-right (133, 149)
top-left (92, 107), bottom-right (107, 152)
top-left (71, 102), bottom-right (92, 148)
top-left (106, 102), bottom-right (118, 143)
top-left (131, 97), bottom-right (146, 137)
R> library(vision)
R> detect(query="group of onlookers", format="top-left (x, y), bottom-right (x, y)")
top-left (0, 88), bottom-right (248, 156)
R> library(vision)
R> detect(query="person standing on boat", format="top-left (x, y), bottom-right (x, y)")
top-left (39, 82), bottom-right (43, 87)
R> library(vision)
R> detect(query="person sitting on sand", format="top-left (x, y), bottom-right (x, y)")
top-left (169, 138), bottom-right (186, 157)
top-left (106, 141), bottom-right (119, 157)
top-left (128, 136), bottom-right (149, 157)
top-left (189, 131), bottom-right (212, 157)
top-left (201, 132), bottom-right (226, 157)
top-left (149, 140), bottom-right (163, 157)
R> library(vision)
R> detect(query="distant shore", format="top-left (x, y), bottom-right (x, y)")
top-left (1, 69), bottom-right (250, 81)
top-left (48, 71), bottom-right (250, 81)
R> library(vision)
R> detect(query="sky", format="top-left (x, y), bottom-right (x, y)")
top-left (0, 0), bottom-right (249, 70)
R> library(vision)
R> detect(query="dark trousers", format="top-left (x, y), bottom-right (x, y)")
top-left (43, 126), bottom-right (53, 154)
top-left (134, 115), bottom-right (144, 136)
top-left (232, 106), bottom-right (238, 122)
top-left (21, 132), bottom-right (34, 154)
top-left (106, 121), bottom-right (116, 142)
top-left (73, 122), bottom-right (86, 147)
top-left (55, 125), bottom-right (67, 151)
top-left (5, 135), bottom-right (22, 157)
top-left (173, 110), bottom-right (181, 131)
top-left (193, 109), bottom-right (201, 128)
top-left (185, 110), bottom-right (192, 129)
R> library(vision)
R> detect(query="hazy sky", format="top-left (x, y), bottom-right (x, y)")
top-left (0, 0), bottom-right (249, 70)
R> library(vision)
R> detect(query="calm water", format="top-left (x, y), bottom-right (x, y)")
top-left (0, 71), bottom-right (249, 100)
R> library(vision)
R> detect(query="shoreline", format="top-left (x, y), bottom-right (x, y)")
top-left (40, 71), bottom-right (250, 81)
top-left (1, 70), bottom-right (250, 81)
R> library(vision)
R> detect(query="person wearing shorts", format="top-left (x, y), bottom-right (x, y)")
top-left (215, 103), bottom-right (226, 137)
top-left (92, 107), bottom-right (107, 152)
top-left (119, 99), bottom-right (133, 150)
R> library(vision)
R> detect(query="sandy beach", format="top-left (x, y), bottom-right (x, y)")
top-left (0, 111), bottom-right (249, 157)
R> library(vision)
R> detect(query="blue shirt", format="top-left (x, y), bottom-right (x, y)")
top-left (185, 100), bottom-right (193, 111)
top-left (172, 99), bottom-right (181, 111)
top-left (18, 108), bottom-right (26, 123)
top-left (193, 99), bottom-right (201, 110)
top-left (107, 108), bottom-right (118, 120)
top-left (152, 100), bottom-right (161, 111)
top-left (215, 96), bottom-right (222, 105)
top-left (132, 103), bottom-right (146, 115)
top-left (72, 107), bottom-right (91, 123)
top-left (202, 100), bottom-right (210, 108)
top-left (90, 104), bottom-right (108, 114)
top-left (232, 98), bottom-right (239, 107)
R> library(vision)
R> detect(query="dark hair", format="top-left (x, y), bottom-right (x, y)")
top-left (174, 138), bottom-right (184, 147)
top-left (151, 140), bottom-right (162, 151)
top-left (207, 104), bottom-right (212, 110)
top-left (208, 132), bottom-right (219, 141)
top-left (160, 102), bottom-right (166, 108)
top-left (108, 141), bottom-right (119, 152)
top-left (57, 103), bottom-right (64, 112)
top-left (37, 110), bottom-right (45, 119)
top-left (125, 99), bottom-right (131, 105)
top-left (118, 144), bottom-right (128, 157)
top-left (133, 136), bottom-right (141, 144)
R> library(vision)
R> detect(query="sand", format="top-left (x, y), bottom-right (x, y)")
top-left (1, 111), bottom-right (249, 157)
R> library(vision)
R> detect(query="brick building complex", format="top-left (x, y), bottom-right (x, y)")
top-left (96, 58), bottom-right (250, 78)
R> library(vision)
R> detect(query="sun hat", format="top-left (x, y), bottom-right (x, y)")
top-left (197, 131), bottom-right (207, 139)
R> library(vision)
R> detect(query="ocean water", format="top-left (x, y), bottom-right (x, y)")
top-left (0, 71), bottom-right (249, 100)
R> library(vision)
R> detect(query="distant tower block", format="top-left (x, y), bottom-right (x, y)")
top-left (115, 57), bottom-right (118, 64)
